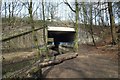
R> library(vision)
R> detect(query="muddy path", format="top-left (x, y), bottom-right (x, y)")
top-left (43, 45), bottom-right (118, 78)
top-left (2, 44), bottom-right (118, 78)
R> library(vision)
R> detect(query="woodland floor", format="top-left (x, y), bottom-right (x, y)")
top-left (43, 44), bottom-right (118, 78)
top-left (2, 39), bottom-right (119, 78)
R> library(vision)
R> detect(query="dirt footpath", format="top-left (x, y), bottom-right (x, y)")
top-left (43, 44), bottom-right (118, 78)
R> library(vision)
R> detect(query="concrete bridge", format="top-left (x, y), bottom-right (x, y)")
top-left (48, 26), bottom-right (100, 45)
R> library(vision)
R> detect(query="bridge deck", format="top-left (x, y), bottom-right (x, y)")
top-left (48, 26), bottom-right (75, 42)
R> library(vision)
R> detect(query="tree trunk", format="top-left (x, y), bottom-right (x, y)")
top-left (12, 2), bottom-right (14, 18)
top-left (100, 3), bottom-right (104, 26)
top-left (82, 2), bottom-right (89, 37)
top-left (105, 3), bottom-right (109, 26)
top-left (11, 2), bottom-right (15, 27)
top-left (7, 53), bottom-right (78, 78)
top-left (94, 7), bottom-right (97, 25)
top-left (42, 0), bottom-right (48, 58)
top-left (27, 53), bottom-right (78, 77)
top-left (108, 2), bottom-right (117, 45)
top-left (82, 2), bottom-right (86, 24)
top-left (89, 3), bottom-right (96, 47)
top-left (29, 0), bottom-right (42, 77)
top-left (74, 0), bottom-right (79, 52)
top-left (29, 0), bottom-right (42, 59)
top-left (4, 2), bottom-right (7, 19)
top-left (8, 3), bottom-right (11, 26)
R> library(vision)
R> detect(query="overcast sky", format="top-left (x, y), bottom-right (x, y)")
top-left (1, 0), bottom-right (119, 25)
top-left (2, 0), bottom-right (75, 20)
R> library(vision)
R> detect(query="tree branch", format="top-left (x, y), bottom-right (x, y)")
top-left (64, 0), bottom-right (76, 13)
top-left (1, 27), bottom-right (46, 42)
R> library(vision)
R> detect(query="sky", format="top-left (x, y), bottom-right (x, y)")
top-left (1, 0), bottom-right (120, 25)
top-left (1, 0), bottom-right (75, 20)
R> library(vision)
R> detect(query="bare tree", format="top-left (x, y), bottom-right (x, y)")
top-left (89, 3), bottom-right (96, 47)
top-left (100, 3), bottom-right (105, 26)
top-left (28, 0), bottom-right (41, 59)
top-left (108, 2), bottom-right (117, 45)
top-left (42, 0), bottom-right (48, 58)
top-left (8, 3), bottom-right (11, 26)
top-left (11, 2), bottom-right (14, 18)
top-left (4, 2), bottom-right (7, 19)
top-left (94, 6), bottom-right (97, 25)
top-left (74, 0), bottom-right (79, 52)
top-left (64, 0), bottom-right (79, 52)
top-left (28, 0), bottom-right (42, 77)
top-left (105, 3), bottom-right (109, 26)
